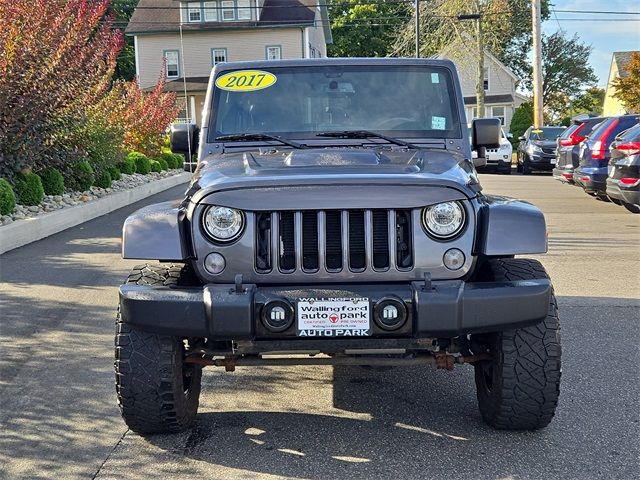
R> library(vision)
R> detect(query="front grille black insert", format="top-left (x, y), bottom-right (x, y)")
top-left (255, 209), bottom-right (414, 274)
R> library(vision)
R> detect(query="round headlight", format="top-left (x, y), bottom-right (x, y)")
top-left (422, 201), bottom-right (466, 239)
top-left (202, 206), bottom-right (244, 242)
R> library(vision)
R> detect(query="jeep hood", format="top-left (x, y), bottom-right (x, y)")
top-left (188, 147), bottom-right (480, 206)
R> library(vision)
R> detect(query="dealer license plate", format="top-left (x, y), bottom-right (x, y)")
top-left (550, 158), bottom-right (557, 165)
top-left (296, 298), bottom-right (371, 337)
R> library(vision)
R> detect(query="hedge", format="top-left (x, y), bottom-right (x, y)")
top-left (117, 157), bottom-right (136, 175)
top-left (66, 161), bottom-right (95, 192)
top-left (15, 172), bottom-right (45, 206)
top-left (128, 152), bottom-right (151, 175)
top-left (149, 160), bottom-right (162, 173)
top-left (108, 166), bottom-right (121, 181)
top-left (94, 170), bottom-right (112, 188)
top-left (40, 168), bottom-right (65, 196)
top-left (0, 179), bottom-right (16, 215)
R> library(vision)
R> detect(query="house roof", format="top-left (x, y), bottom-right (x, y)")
top-left (464, 94), bottom-right (514, 106)
top-left (612, 51), bottom-right (638, 79)
top-left (125, 0), bottom-right (318, 35)
top-left (145, 76), bottom-right (210, 93)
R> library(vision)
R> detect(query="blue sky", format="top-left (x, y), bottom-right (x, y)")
top-left (543, 0), bottom-right (640, 87)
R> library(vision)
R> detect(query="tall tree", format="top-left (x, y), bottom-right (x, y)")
top-left (109, 0), bottom-right (138, 81)
top-left (392, 0), bottom-right (548, 117)
top-left (611, 52), bottom-right (640, 113)
top-left (328, 0), bottom-right (411, 57)
top-left (539, 31), bottom-right (598, 121)
top-left (556, 87), bottom-right (605, 126)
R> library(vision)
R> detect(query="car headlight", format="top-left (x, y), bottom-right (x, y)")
top-left (422, 201), bottom-right (466, 239)
top-left (202, 205), bottom-right (244, 242)
top-left (527, 144), bottom-right (543, 154)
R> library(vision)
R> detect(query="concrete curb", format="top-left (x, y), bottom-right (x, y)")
top-left (0, 172), bottom-right (191, 255)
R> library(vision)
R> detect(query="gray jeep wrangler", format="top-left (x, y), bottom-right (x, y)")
top-left (115, 58), bottom-right (561, 434)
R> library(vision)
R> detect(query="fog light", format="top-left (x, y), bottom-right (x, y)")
top-left (443, 248), bottom-right (465, 270)
top-left (204, 252), bottom-right (226, 274)
top-left (374, 297), bottom-right (407, 331)
top-left (261, 300), bottom-right (294, 332)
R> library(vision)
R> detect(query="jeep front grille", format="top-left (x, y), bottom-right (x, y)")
top-left (255, 210), bottom-right (413, 274)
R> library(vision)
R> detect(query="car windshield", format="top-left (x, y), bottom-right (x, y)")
top-left (210, 65), bottom-right (462, 141)
top-left (530, 127), bottom-right (565, 141)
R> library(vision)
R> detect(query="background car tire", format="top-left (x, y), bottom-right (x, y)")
top-left (472, 258), bottom-right (561, 430)
top-left (115, 264), bottom-right (202, 434)
top-left (623, 202), bottom-right (640, 214)
top-left (522, 159), bottom-right (532, 175)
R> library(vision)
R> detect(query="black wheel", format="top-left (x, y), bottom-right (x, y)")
top-left (516, 159), bottom-right (523, 173)
top-left (115, 264), bottom-right (203, 434)
top-left (623, 202), bottom-right (640, 214)
top-left (472, 258), bottom-right (561, 430)
top-left (522, 159), bottom-right (532, 175)
top-left (501, 166), bottom-right (512, 175)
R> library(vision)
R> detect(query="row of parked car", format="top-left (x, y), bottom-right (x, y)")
top-left (515, 114), bottom-right (640, 214)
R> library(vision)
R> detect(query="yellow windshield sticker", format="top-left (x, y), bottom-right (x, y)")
top-left (532, 129), bottom-right (543, 133)
top-left (215, 70), bottom-right (277, 92)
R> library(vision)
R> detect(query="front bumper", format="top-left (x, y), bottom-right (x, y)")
top-left (528, 153), bottom-right (556, 170)
top-left (119, 279), bottom-right (552, 340)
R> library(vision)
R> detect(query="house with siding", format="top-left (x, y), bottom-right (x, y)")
top-left (438, 44), bottom-right (527, 132)
top-left (603, 51), bottom-right (638, 116)
top-left (126, 0), bottom-right (332, 124)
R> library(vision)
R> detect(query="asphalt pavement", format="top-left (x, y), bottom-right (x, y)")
top-left (1, 173), bottom-right (638, 480)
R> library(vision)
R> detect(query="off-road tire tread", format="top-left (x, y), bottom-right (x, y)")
top-left (474, 258), bottom-right (561, 430)
top-left (115, 264), bottom-right (202, 434)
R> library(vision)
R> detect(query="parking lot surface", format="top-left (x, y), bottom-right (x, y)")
top-left (1, 173), bottom-right (639, 480)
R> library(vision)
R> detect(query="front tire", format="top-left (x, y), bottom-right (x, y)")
top-left (623, 202), bottom-right (640, 214)
top-left (472, 259), bottom-right (561, 430)
top-left (115, 264), bottom-right (202, 434)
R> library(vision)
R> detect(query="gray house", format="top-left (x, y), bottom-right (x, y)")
top-left (126, 0), bottom-right (332, 124)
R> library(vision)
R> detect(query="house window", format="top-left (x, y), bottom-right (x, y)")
top-left (266, 46), bottom-right (281, 60)
top-left (492, 106), bottom-right (505, 125)
top-left (164, 51), bottom-right (179, 78)
top-left (212, 48), bottom-right (227, 66)
top-left (221, 1), bottom-right (235, 20)
top-left (187, 2), bottom-right (202, 22)
top-left (237, 0), bottom-right (252, 20)
top-left (483, 66), bottom-right (490, 91)
top-left (204, 1), bottom-right (218, 21)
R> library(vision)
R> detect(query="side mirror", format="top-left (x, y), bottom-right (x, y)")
top-left (507, 132), bottom-right (513, 139)
top-left (471, 118), bottom-right (501, 150)
top-left (170, 123), bottom-right (200, 172)
top-left (473, 148), bottom-right (488, 168)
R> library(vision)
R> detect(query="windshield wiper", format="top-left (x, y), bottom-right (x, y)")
top-left (215, 133), bottom-right (307, 149)
top-left (316, 130), bottom-right (419, 149)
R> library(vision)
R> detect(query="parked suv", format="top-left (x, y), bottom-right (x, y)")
top-left (574, 115), bottom-right (640, 199)
top-left (517, 126), bottom-right (565, 174)
top-left (553, 116), bottom-right (606, 183)
top-left (115, 59), bottom-right (560, 435)
top-left (606, 123), bottom-right (640, 213)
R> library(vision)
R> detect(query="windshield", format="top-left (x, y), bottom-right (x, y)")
top-left (531, 127), bottom-right (565, 141)
top-left (210, 65), bottom-right (462, 141)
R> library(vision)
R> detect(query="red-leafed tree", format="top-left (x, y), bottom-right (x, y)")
top-left (0, 0), bottom-right (123, 178)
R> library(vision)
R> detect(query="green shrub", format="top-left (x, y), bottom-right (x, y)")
top-left (154, 157), bottom-right (169, 171)
top-left (149, 160), bottom-right (162, 173)
top-left (0, 179), bottom-right (16, 215)
top-left (116, 157), bottom-right (136, 175)
top-left (510, 102), bottom-right (533, 147)
top-left (128, 152), bottom-right (151, 175)
top-left (161, 152), bottom-right (182, 169)
top-left (15, 172), bottom-right (45, 206)
top-left (39, 168), bottom-right (65, 196)
top-left (108, 166), bottom-right (121, 181)
top-left (94, 170), bottom-right (112, 188)
top-left (66, 161), bottom-right (95, 192)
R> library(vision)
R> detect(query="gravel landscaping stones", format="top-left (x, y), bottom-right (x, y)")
top-left (0, 170), bottom-right (183, 226)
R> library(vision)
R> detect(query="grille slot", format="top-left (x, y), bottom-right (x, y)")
top-left (255, 209), bottom-right (413, 274)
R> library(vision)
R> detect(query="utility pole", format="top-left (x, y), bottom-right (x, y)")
top-left (532, 0), bottom-right (544, 128)
top-left (475, 9), bottom-right (485, 118)
top-left (415, 0), bottom-right (420, 58)
top-left (458, 7), bottom-right (484, 119)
